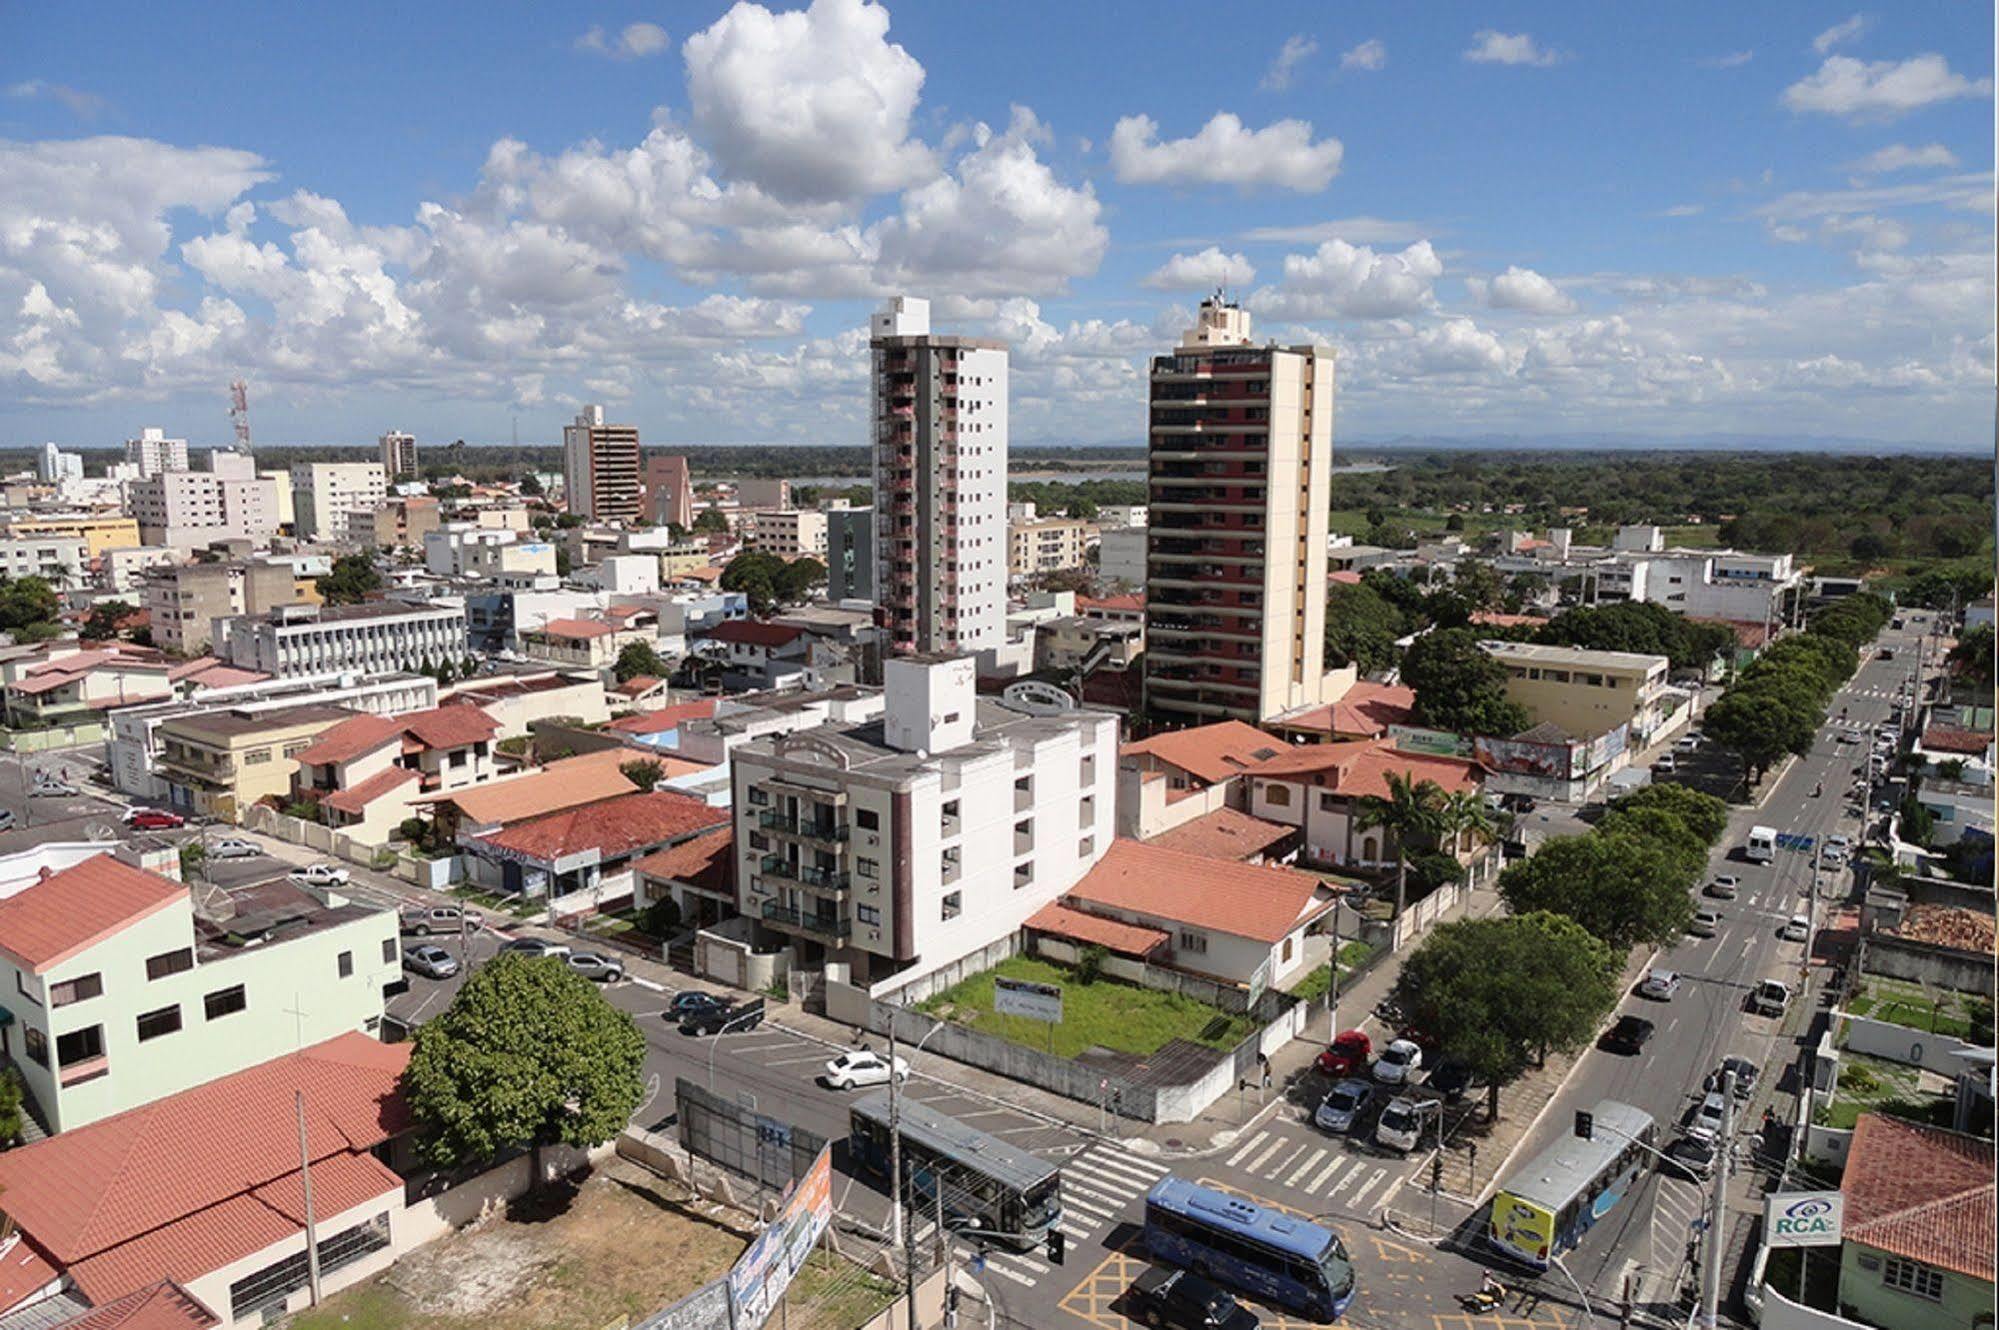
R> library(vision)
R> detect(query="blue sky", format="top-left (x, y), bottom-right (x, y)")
top-left (2, 1), bottom-right (1992, 452)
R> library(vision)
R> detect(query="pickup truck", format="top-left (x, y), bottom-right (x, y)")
top-left (288, 863), bottom-right (351, 888)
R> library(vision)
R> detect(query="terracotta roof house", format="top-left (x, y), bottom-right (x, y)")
top-left (633, 825), bottom-right (737, 930)
top-left (2, 648), bottom-right (175, 728)
top-left (1117, 720), bottom-right (1291, 844)
top-left (607, 697), bottom-right (720, 745)
top-left (1835, 1113), bottom-right (1994, 1330)
top-left (461, 786), bottom-right (728, 913)
top-left (518, 614), bottom-right (658, 672)
top-left (0, 1034), bottom-right (410, 1327)
top-left (410, 747), bottom-right (641, 837)
top-left (1243, 737), bottom-right (1493, 882)
top-left (1268, 680), bottom-right (1419, 743)
top-left (1053, 839), bottom-right (1334, 989)
top-left (1148, 807), bottom-right (1299, 865)
top-left (292, 705), bottom-right (501, 845)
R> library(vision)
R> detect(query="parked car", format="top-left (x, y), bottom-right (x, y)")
top-left (1688, 910), bottom-right (1722, 938)
top-left (401, 944), bottom-right (459, 980)
top-left (1704, 875), bottom-right (1740, 900)
top-left (498, 937), bottom-right (571, 961)
top-left (1780, 914), bottom-right (1811, 943)
top-left (1651, 754), bottom-right (1678, 775)
top-left (1675, 734), bottom-right (1701, 752)
top-left (1374, 1097), bottom-right (1427, 1153)
top-left (208, 837), bottom-right (261, 859)
top-left (1638, 969), bottom-right (1682, 1001)
top-left (1126, 1266), bottom-right (1259, 1330)
top-left (566, 951), bottom-right (626, 983)
top-left (124, 808), bottom-right (184, 830)
top-left (1662, 1135), bottom-right (1717, 1182)
top-left (1824, 834), bottom-right (1852, 852)
top-left (1372, 1038), bottom-right (1424, 1086)
top-left (1600, 1015), bottom-right (1656, 1055)
top-left (400, 904), bottom-right (483, 935)
top-left (31, 774), bottom-right (78, 796)
top-left (1313, 1079), bottom-right (1377, 1135)
top-left (0, 808), bottom-right (16, 832)
top-left (1705, 1056), bottom-right (1760, 1101)
top-left (1688, 1092), bottom-right (1728, 1142)
top-left (1426, 1058), bottom-right (1474, 1102)
top-left (681, 999), bottom-right (763, 1037)
top-left (1750, 978), bottom-right (1791, 1017)
top-left (667, 990), bottom-right (728, 1020)
top-left (288, 863), bottom-right (349, 887)
top-left (1878, 648), bottom-right (1895, 661)
top-left (820, 1050), bottom-right (910, 1090)
top-left (1315, 1029), bottom-right (1373, 1078)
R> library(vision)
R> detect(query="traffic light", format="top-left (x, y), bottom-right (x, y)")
top-left (1047, 1229), bottom-right (1066, 1266)
top-left (1575, 1110), bottom-right (1594, 1140)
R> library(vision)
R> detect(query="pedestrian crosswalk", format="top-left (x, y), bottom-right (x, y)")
top-left (972, 1144), bottom-right (1167, 1289)
top-left (1220, 1125), bottom-right (1407, 1214)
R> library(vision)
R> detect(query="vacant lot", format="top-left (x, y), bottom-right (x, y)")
top-left (916, 955), bottom-right (1252, 1059)
top-left (289, 1157), bottom-right (893, 1330)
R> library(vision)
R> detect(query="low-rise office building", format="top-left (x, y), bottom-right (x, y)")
top-left (142, 559), bottom-right (303, 654)
top-left (356, 495), bottom-right (442, 551)
top-left (751, 509), bottom-right (829, 560)
top-left (1482, 639), bottom-right (1687, 746)
top-left (154, 703), bottom-right (357, 820)
top-left (219, 600), bottom-right (469, 679)
top-left (0, 513), bottom-right (141, 559)
top-left (0, 535), bottom-right (87, 585)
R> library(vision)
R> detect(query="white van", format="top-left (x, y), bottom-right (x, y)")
top-left (1751, 977), bottom-right (1791, 1017)
top-left (1745, 825), bottom-right (1777, 864)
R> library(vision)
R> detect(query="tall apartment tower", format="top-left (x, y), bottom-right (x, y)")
top-left (562, 405), bottom-right (642, 525)
top-left (868, 296), bottom-right (1007, 656)
top-left (643, 454), bottom-right (694, 528)
top-left (124, 427), bottom-right (189, 478)
top-left (379, 430), bottom-right (419, 480)
top-left (1143, 297), bottom-right (1335, 725)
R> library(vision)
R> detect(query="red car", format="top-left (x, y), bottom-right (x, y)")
top-left (125, 809), bottom-right (184, 830)
top-left (1315, 1029), bottom-right (1373, 1078)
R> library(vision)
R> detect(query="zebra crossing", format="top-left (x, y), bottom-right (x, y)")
top-left (1219, 1125), bottom-right (1407, 1215)
top-left (971, 1145), bottom-right (1168, 1289)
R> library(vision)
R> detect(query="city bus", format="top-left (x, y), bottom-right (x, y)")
top-left (1144, 1176), bottom-right (1358, 1321)
top-left (1745, 825), bottom-right (1777, 864)
top-left (1487, 1099), bottom-right (1657, 1270)
top-left (848, 1091), bottom-right (1061, 1251)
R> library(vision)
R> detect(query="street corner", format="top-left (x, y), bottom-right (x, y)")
top-left (1055, 1248), bottom-right (1326, 1330)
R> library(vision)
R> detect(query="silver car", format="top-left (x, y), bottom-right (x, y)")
top-left (208, 837), bottom-right (261, 859)
top-left (565, 951), bottom-right (626, 982)
top-left (1313, 1078), bottom-right (1376, 1135)
top-left (402, 943), bottom-right (459, 979)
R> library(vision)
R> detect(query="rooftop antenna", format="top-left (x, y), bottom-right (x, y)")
top-left (228, 379), bottom-right (252, 453)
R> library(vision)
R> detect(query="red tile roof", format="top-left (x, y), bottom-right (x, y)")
top-left (1687, 616), bottom-right (1771, 650)
top-left (321, 764), bottom-right (420, 814)
top-left (1249, 736), bottom-right (1483, 800)
top-left (0, 1232), bottom-right (60, 1313)
top-left (634, 826), bottom-right (735, 895)
top-left (1842, 1114), bottom-right (1994, 1281)
top-left (1922, 726), bottom-right (1993, 755)
top-left (0, 1033), bottom-right (410, 1306)
top-left (1329, 569), bottom-right (1363, 585)
top-left (1278, 681), bottom-right (1418, 739)
top-left (540, 617), bottom-right (615, 640)
top-left (291, 713), bottom-right (398, 766)
top-left (1470, 611), bottom-right (1550, 629)
top-left (1078, 593), bottom-right (1145, 614)
top-left (608, 698), bottom-right (719, 735)
top-left (0, 855), bottom-right (186, 975)
top-left (1149, 807), bottom-right (1297, 862)
top-left (480, 790), bottom-right (728, 865)
top-left (610, 674), bottom-right (662, 697)
top-left (411, 748), bottom-right (639, 825)
top-left (1066, 840), bottom-right (1332, 945)
top-left (706, 619), bottom-right (806, 648)
top-left (44, 1280), bottom-right (216, 1330)
top-left (1024, 900), bottom-right (1170, 956)
top-left (1121, 721), bottom-right (1288, 785)
top-left (400, 705), bottom-right (499, 750)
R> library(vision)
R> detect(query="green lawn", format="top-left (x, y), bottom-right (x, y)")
top-left (1846, 978), bottom-right (1993, 1043)
top-left (1814, 1051), bottom-right (1955, 1130)
top-left (448, 883), bottom-right (540, 919)
top-left (1286, 941), bottom-right (1379, 1002)
top-left (915, 955), bottom-right (1252, 1059)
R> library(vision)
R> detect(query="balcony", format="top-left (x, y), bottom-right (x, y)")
top-left (758, 810), bottom-right (850, 844)
top-left (760, 854), bottom-right (850, 893)
top-left (59, 1054), bottom-right (110, 1087)
top-left (761, 900), bottom-right (850, 943)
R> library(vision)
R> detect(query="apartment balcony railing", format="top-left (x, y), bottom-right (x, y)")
top-left (758, 811), bottom-right (850, 843)
top-left (760, 900), bottom-right (850, 942)
top-left (759, 855), bottom-right (850, 892)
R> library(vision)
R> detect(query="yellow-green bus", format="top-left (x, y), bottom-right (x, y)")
top-left (1487, 1100), bottom-right (1656, 1270)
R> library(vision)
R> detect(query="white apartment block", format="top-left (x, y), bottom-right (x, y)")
top-left (37, 443), bottom-right (82, 484)
top-left (123, 427), bottom-right (189, 478)
top-left (127, 450), bottom-right (278, 549)
top-left (1008, 517), bottom-right (1092, 577)
top-left (423, 524), bottom-right (558, 580)
top-left (731, 655), bottom-right (1116, 987)
top-left (379, 430), bottom-right (419, 479)
top-left (109, 669), bottom-right (439, 801)
top-left (1590, 548), bottom-right (1805, 626)
top-left (292, 462), bottom-right (388, 542)
top-left (219, 600), bottom-right (468, 678)
top-left (0, 537), bottom-right (87, 585)
top-left (751, 509), bottom-right (829, 560)
top-left (562, 405), bottom-right (642, 525)
top-left (870, 297), bottom-right (1008, 657)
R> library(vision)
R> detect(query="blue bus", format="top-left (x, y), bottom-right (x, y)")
top-left (1144, 1177), bottom-right (1357, 1321)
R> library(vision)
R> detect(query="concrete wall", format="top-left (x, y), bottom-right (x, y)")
top-left (399, 1142), bottom-right (606, 1248)
top-left (1860, 934), bottom-right (1995, 996)
top-left (1841, 1013), bottom-right (1987, 1076)
top-left (697, 915), bottom-right (788, 992)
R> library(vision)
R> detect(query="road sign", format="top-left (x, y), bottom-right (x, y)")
top-left (995, 976), bottom-right (1063, 1023)
top-left (1765, 1191), bottom-right (1843, 1247)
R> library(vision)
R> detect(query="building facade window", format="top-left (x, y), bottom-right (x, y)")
top-left (136, 1004), bottom-right (183, 1042)
top-left (337, 950), bottom-right (354, 979)
top-left (56, 1025), bottom-right (105, 1065)
top-left (146, 948), bottom-right (193, 980)
top-left (857, 904), bottom-right (881, 925)
top-left (940, 892), bottom-right (962, 921)
top-left (381, 938), bottom-right (397, 964)
top-left (1881, 1258), bottom-right (1945, 1301)
top-left (1177, 930), bottom-right (1208, 954)
top-left (857, 857), bottom-right (879, 879)
top-left (204, 984), bottom-right (248, 1020)
top-left (857, 808), bottom-right (881, 831)
top-left (23, 1026), bottom-right (48, 1067)
top-left (51, 973), bottom-right (104, 1007)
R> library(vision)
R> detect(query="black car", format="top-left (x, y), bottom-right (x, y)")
top-left (1600, 1015), bottom-right (1656, 1055)
top-left (1427, 1058), bottom-right (1475, 1101)
top-left (680, 998), bottom-right (765, 1036)
top-left (1127, 1266), bottom-right (1260, 1330)
top-left (1704, 1056), bottom-right (1761, 1101)
top-left (1662, 1135), bottom-right (1716, 1182)
top-left (666, 991), bottom-right (728, 1021)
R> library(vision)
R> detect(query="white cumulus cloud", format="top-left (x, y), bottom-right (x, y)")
top-left (1464, 31), bottom-right (1561, 67)
top-left (575, 22), bottom-right (670, 59)
top-left (1783, 54), bottom-right (1993, 120)
top-left (1249, 238), bottom-right (1443, 319)
top-left (1340, 40), bottom-right (1387, 73)
top-left (1108, 112), bottom-right (1343, 192)
top-left (1140, 247), bottom-right (1256, 292)
top-left (1467, 265), bottom-right (1577, 315)
top-left (1812, 15), bottom-right (1869, 56)
top-left (1845, 142), bottom-right (1960, 174)
top-left (1261, 35), bottom-right (1317, 91)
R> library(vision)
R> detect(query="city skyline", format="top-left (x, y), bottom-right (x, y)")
top-left (2, 1), bottom-right (1992, 452)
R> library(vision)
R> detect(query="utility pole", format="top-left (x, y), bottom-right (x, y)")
top-left (936, 1171), bottom-right (953, 1329)
top-left (889, 1010), bottom-right (917, 1330)
top-left (296, 1089), bottom-right (323, 1307)
top-left (1701, 1069), bottom-right (1735, 1330)
top-left (1326, 893), bottom-right (1343, 1043)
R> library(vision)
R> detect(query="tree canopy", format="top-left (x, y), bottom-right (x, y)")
top-left (620, 758), bottom-right (665, 792)
top-left (1534, 601), bottom-right (1734, 672)
top-left (0, 575), bottom-right (59, 639)
top-left (80, 599), bottom-right (137, 642)
top-left (1950, 623), bottom-right (1994, 690)
top-left (1604, 782), bottom-right (1729, 847)
top-left (613, 639), bottom-right (670, 682)
top-left (1323, 581), bottom-right (1407, 675)
top-left (405, 954), bottom-right (645, 1170)
top-left (1498, 830), bottom-right (1697, 953)
top-left (1400, 627), bottom-right (1531, 737)
top-left (315, 554), bottom-right (382, 607)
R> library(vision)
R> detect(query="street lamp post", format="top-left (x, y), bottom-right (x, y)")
top-left (705, 1004), bottom-right (767, 1091)
top-left (890, 1010), bottom-right (945, 1330)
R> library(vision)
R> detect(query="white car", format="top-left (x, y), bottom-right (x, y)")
top-left (1688, 910), bottom-right (1722, 938)
top-left (208, 837), bottom-right (261, 859)
top-left (1688, 1092), bottom-right (1728, 1142)
top-left (1639, 969), bottom-right (1683, 1001)
top-left (1651, 753), bottom-right (1678, 775)
top-left (1751, 978), bottom-right (1791, 1017)
top-left (1675, 734), bottom-right (1701, 752)
top-left (1705, 875), bottom-right (1740, 900)
top-left (1824, 834), bottom-right (1852, 852)
top-left (820, 1050), bottom-right (910, 1090)
top-left (288, 863), bottom-right (350, 887)
top-left (1372, 1038), bottom-right (1424, 1086)
top-left (1374, 1097), bottom-right (1426, 1153)
top-left (1780, 913), bottom-right (1811, 943)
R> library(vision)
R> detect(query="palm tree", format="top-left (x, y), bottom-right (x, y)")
top-left (1440, 788), bottom-right (1501, 884)
top-left (1355, 772), bottom-right (1449, 925)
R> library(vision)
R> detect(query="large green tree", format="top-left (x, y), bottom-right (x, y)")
top-left (614, 639), bottom-right (670, 682)
top-left (1497, 831), bottom-right (1697, 952)
top-left (1400, 627), bottom-right (1531, 737)
top-left (1702, 676), bottom-right (1821, 781)
top-left (1604, 783), bottom-right (1729, 847)
top-left (774, 556), bottom-right (826, 604)
top-left (405, 954), bottom-right (645, 1180)
top-left (1389, 911), bottom-right (1620, 1119)
top-left (0, 575), bottom-right (59, 637)
top-left (1536, 601), bottom-right (1734, 672)
top-left (315, 554), bottom-right (383, 607)
top-left (722, 550), bottom-right (788, 615)
top-left (1323, 581), bottom-right (1407, 675)
top-left (80, 599), bottom-right (138, 642)
top-left (1949, 624), bottom-right (1994, 690)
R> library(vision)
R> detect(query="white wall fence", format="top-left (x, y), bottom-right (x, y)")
top-left (243, 803), bottom-right (463, 890)
top-left (1838, 1012), bottom-right (1987, 1077)
top-left (399, 1141), bottom-right (609, 1250)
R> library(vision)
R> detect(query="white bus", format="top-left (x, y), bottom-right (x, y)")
top-left (1745, 825), bottom-right (1776, 864)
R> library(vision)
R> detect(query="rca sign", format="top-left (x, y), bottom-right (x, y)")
top-left (1765, 1191), bottom-right (1843, 1248)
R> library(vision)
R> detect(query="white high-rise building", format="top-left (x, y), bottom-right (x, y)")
top-left (128, 450), bottom-right (279, 550)
top-left (868, 297), bottom-right (1008, 657)
top-left (379, 430), bottom-right (419, 480)
top-left (124, 427), bottom-right (189, 478)
top-left (36, 443), bottom-right (82, 484)
top-left (291, 462), bottom-right (387, 542)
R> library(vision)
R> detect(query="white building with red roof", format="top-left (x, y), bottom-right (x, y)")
top-left (290, 705), bottom-right (502, 844)
top-left (1832, 1113), bottom-right (1994, 1330)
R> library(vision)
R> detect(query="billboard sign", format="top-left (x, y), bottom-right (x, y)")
top-left (1389, 726), bottom-right (1474, 758)
top-left (995, 976), bottom-right (1063, 1024)
top-left (1764, 1191), bottom-right (1843, 1248)
top-left (1474, 733), bottom-right (1576, 780)
top-left (730, 1145), bottom-right (835, 1330)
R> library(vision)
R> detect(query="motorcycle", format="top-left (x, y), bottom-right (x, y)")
top-left (1460, 1278), bottom-right (1509, 1314)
